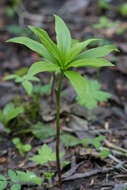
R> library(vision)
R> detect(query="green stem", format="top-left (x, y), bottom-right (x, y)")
top-left (56, 71), bottom-right (64, 188)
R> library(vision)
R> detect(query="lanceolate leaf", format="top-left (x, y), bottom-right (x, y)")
top-left (28, 26), bottom-right (62, 64)
top-left (4, 74), bottom-right (17, 80)
top-left (65, 38), bottom-right (100, 64)
top-left (27, 62), bottom-right (60, 77)
top-left (77, 45), bottom-right (119, 59)
top-left (67, 58), bottom-right (113, 68)
top-left (65, 71), bottom-right (111, 109)
top-left (6, 37), bottom-right (55, 63)
top-left (54, 15), bottom-right (71, 58)
top-left (22, 80), bottom-right (33, 95)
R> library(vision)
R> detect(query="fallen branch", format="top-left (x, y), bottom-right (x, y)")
top-left (62, 162), bottom-right (126, 181)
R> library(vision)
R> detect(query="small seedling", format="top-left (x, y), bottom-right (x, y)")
top-left (12, 137), bottom-right (32, 156)
top-left (98, 0), bottom-right (110, 10)
top-left (0, 169), bottom-right (42, 190)
top-left (6, 0), bottom-right (22, 17)
top-left (7, 25), bottom-right (31, 36)
top-left (5, 73), bottom-right (40, 95)
top-left (6, 15), bottom-right (118, 187)
top-left (81, 136), bottom-right (110, 158)
top-left (93, 16), bottom-right (116, 29)
top-left (0, 102), bottom-right (24, 130)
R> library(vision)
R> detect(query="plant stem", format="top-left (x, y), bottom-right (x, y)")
top-left (50, 73), bottom-right (56, 107)
top-left (56, 71), bottom-right (64, 188)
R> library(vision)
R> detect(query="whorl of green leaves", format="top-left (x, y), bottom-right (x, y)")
top-left (6, 15), bottom-right (119, 109)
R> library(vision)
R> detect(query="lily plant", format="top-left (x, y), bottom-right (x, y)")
top-left (6, 15), bottom-right (118, 187)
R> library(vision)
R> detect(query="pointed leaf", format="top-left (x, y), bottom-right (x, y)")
top-left (67, 58), bottom-right (114, 69)
top-left (54, 15), bottom-right (71, 58)
top-left (27, 61), bottom-right (60, 77)
top-left (78, 45), bottom-right (119, 59)
top-left (65, 38), bottom-right (100, 63)
top-left (28, 26), bottom-right (62, 63)
top-left (65, 71), bottom-right (111, 109)
top-left (6, 37), bottom-right (55, 63)
top-left (4, 74), bottom-right (17, 80)
top-left (22, 80), bottom-right (33, 95)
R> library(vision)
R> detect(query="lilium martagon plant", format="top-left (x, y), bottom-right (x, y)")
top-left (6, 15), bottom-right (119, 188)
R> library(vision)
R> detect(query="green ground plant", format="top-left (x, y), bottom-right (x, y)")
top-left (6, 15), bottom-right (118, 187)
top-left (12, 137), bottom-right (32, 156)
top-left (0, 102), bottom-right (24, 132)
top-left (0, 169), bottom-right (42, 190)
top-left (6, 0), bottom-right (22, 17)
top-left (98, 0), bottom-right (110, 10)
top-left (93, 16), bottom-right (116, 29)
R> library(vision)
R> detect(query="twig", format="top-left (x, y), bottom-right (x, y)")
top-left (104, 139), bottom-right (127, 154)
top-left (62, 162), bottom-right (126, 181)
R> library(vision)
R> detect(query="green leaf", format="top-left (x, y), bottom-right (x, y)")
top-left (23, 144), bottom-right (32, 152)
top-left (0, 110), bottom-right (4, 121)
top-left (100, 149), bottom-right (110, 158)
top-left (5, 106), bottom-right (24, 124)
top-left (93, 140), bottom-right (101, 150)
top-left (15, 76), bottom-right (23, 83)
top-left (61, 134), bottom-right (80, 147)
top-left (4, 74), bottom-right (17, 80)
top-left (65, 38), bottom-right (100, 63)
top-left (6, 37), bottom-right (55, 63)
top-left (93, 136), bottom-right (105, 150)
top-left (45, 172), bottom-right (54, 180)
top-left (25, 75), bottom-right (40, 82)
top-left (33, 84), bottom-right (51, 95)
top-left (95, 136), bottom-right (105, 141)
top-left (28, 26), bottom-right (62, 64)
top-left (0, 175), bottom-right (7, 190)
top-left (81, 138), bottom-right (92, 148)
top-left (27, 61), bottom-right (60, 77)
top-left (65, 71), bottom-right (111, 109)
top-left (77, 45), bottom-right (119, 59)
top-left (15, 170), bottom-right (42, 185)
top-left (8, 169), bottom-right (18, 183)
top-left (3, 102), bottom-right (14, 116)
top-left (29, 144), bottom-right (56, 164)
top-left (11, 184), bottom-right (21, 190)
top-left (54, 15), bottom-right (71, 59)
top-left (15, 67), bottom-right (28, 76)
top-left (22, 80), bottom-right (33, 95)
top-left (71, 39), bottom-right (79, 47)
top-left (67, 58), bottom-right (113, 69)
top-left (31, 122), bottom-right (56, 139)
